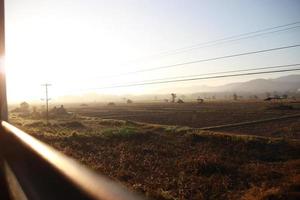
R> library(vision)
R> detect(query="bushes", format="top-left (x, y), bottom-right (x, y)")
top-left (24, 121), bottom-right (45, 127)
top-left (98, 119), bottom-right (125, 126)
top-left (59, 121), bottom-right (85, 128)
top-left (102, 126), bottom-right (137, 138)
top-left (178, 155), bottom-right (235, 176)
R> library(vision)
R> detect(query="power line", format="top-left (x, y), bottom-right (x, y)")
top-left (157, 25), bottom-right (300, 58)
top-left (119, 44), bottom-right (300, 75)
top-left (78, 44), bottom-right (300, 82)
top-left (54, 22), bottom-right (300, 84)
top-left (125, 21), bottom-right (300, 63)
top-left (73, 67), bottom-right (300, 92)
top-left (113, 63), bottom-right (300, 84)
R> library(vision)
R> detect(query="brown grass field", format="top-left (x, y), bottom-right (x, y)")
top-left (9, 101), bottom-right (300, 200)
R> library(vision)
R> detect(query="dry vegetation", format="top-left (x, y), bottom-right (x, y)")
top-left (68, 101), bottom-right (300, 127)
top-left (9, 101), bottom-right (300, 200)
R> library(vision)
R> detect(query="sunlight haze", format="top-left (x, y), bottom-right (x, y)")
top-left (4, 0), bottom-right (300, 102)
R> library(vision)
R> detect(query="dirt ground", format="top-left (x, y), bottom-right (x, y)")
top-left (8, 101), bottom-right (300, 200)
top-left (67, 101), bottom-right (300, 139)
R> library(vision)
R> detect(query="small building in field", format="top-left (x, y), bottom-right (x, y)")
top-left (197, 98), bottom-right (204, 103)
top-left (177, 99), bottom-right (184, 104)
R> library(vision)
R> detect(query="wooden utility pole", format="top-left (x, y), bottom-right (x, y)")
top-left (0, 0), bottom-right (7, 122)
top-left (41, 83), bottom-right (51, 124)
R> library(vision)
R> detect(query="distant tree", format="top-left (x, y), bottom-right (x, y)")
top-left (31, 106), bottom-right (41, 118)
top-left (20, 102), bottom-right (30, 111)
top-left (253, 95), bottom-right (258, 100)
top-left (171, 93), bottom-right (177, 103)
top-left (57, 105), bottom-right (67, 115)
top-left (233, 93), bottom-right (238, 101)
top-left (51, 106), bottom-right (57, 113)
top-left (32, 106), bottom-right (37, 113)
top-left (50, 105), bottom-right (68, 116)
top-left (127, 99), bottom-right (133, 104)
top-left (282, 94), bottom-right (288, 99)
top-left (107, 102), bottom-right (116, 106)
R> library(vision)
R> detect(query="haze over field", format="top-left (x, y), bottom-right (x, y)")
top-left (4, 0), bottom-right (300, 102)
top-left (46, 74), bottom-right (299, 103)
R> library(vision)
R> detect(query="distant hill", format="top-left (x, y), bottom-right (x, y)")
top-left (214, 75), bottom-right (300, 93)
top-left (177, 74), bottom-right (300, 94)
top-left (54, 75), bottom-right (300, 103)
top-left (273, 75), bottom-right (300, 83)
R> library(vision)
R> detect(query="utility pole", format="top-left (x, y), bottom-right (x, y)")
top-left (41, 83), bottom-right (51, 124)
top-left (0, 0), bottom-right (7, 122)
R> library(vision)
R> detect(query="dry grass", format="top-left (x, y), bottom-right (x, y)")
top-left (8, 102), bottom-right (300, 200)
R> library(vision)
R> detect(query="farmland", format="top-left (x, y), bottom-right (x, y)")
top-left (9, 101), bottom-right (300, 199)
top-left (68, 101), bottom-right (300, 139)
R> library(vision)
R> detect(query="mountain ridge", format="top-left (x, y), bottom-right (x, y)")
top-left (177, 74), bottom-right (300, 93)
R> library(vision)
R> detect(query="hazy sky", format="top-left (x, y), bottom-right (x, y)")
top-left (4, 0), bottom-right (300, 102)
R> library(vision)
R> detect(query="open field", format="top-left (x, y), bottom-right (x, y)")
top-left (9, 101), bottom-right (300, 199)
top-left (67, 101), bottom-right (300, 139)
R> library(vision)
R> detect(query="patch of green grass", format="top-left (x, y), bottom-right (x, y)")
top-left (102, 126), bottom-right (137, 138)
top-left (164, 126), bottom-right (177, 133)
top-left (98, 119), bottom-right (125, 126)
top-left (163, 125), bottom-right (191, 134)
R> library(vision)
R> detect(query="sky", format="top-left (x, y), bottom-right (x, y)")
top-left (4, 0), bottom-right (300, 102)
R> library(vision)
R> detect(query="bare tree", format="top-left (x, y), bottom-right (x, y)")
top-left (107, 102), bottom-right (116, 106)
top-left (233, 93), bottom-right (238, 101)
top-left (20, 102), bottom-right (30, 112)
top-left (171, 93), bottom-right (177, 103)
